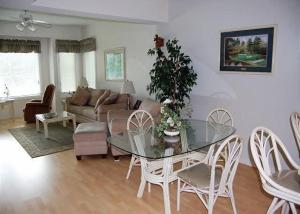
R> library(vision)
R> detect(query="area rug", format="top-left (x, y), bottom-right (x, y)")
top-left (8, 123), bottom-right (74, 158)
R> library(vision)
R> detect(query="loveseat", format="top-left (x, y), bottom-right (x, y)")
top-left (64, 87), bottom-right (129, 123)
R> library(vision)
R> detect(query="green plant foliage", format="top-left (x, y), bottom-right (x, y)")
top-left (147, 38), bottom-right (197, 114)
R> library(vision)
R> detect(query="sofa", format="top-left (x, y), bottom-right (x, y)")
top-left (107, 98), bottom-right (161, 159)
top-left (64, 87), bottom-right (129, 123)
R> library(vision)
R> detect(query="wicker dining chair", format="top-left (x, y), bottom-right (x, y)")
top-left (177, 134), bottom-right (243, 214)
top-left (250, 127), bottom-right (300, 213)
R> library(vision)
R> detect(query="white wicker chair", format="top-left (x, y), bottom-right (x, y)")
top-left (126, 110), bottom-right (154, 179)
top-left (290, 112), bottom-right (300, 154)
top-left (133, 133), bottom-right (178, 214)
top-left (177, 134), bottom-right (243, 214)
top-left (250, 127), bottom-right (300, 214)
top-left (187, 108), bottom-right (234, 165)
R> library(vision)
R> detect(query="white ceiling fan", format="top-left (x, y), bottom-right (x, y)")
top-left (13, 10), bottom-right (52, 32)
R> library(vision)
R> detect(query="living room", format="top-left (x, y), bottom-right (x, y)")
top-left (0, 0), bottom-right (299, 213)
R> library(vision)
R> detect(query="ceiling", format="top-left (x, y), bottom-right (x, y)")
top-left (0, 0), bottom-right (168, 25)
top-left (0, 8), bottom-right (94, 26)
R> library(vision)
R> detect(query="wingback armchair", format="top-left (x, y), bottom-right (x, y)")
top-left (23, 84), bottom-right (55, 123)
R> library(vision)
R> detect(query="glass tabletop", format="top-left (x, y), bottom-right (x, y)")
top-left (107, 119), bottom-right (236, 159)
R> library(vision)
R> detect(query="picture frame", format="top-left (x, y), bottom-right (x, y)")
top-left (104, 47), bottom-right (126, 81)
top-left (220, 27), bottom-right (275, 73)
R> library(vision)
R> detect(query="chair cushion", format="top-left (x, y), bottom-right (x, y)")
top-left (178, 163), bottom-right (222, 189)
top-left (88, 89), bottom-right (105, 106)
top-left (71, 87), bottom-right (91, 106)
top-left (270, 170), bottom-right (300, 194)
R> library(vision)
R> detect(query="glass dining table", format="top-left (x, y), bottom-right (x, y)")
top-left (108, 119), bottom-right (236, 159)
top-left (107, 119), bottom-right (236, 214)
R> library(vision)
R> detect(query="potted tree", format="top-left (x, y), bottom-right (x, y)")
top-left (147, 35), bottom-right (197, 115)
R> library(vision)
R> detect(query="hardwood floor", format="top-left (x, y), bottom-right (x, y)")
top-left (0, 118), bottom-right (284, 214)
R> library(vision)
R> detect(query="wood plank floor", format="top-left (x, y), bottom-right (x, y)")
top-left (0, 118), bottom-right (290, 214)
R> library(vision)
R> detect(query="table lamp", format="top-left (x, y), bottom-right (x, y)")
top-left (121, 80), bottom-right (136, 110)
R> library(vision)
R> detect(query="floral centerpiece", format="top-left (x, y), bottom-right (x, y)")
top-left (155, 99), bottom-right (185, 137)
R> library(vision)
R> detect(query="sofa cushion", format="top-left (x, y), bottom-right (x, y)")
top-left (68, 105), bottom-right (84, 115)
top-left (88, 89), bottom-right (105, 106)
top-left (71, 87), bottom-right (91, 106)
top-left (82, 107), bottom-right (98, 120)
top-left (139, 98), bottom-right (161, 117)
top-left (115, 94), bottom-right (128, 104)
top-left (94, 90), bottom-right (111, 112)
top-left (102, 92), bottom-right (119, 105)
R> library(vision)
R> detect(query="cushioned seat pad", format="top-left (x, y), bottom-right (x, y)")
top-left (178, 163), bottom-right (222, 189)
top-left (271, 170), bottom-right (300, 193)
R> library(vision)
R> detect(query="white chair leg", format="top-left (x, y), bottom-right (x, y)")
top-left (229, 188), bottom-right (237, 214)
top-left (148, 182), bottom-right (151, 193)
top-left (267, 198), bottom-right (278, 214)
top-left (137, 176), bottom-right (146, 198)
top-left (289, 202), bottom-right (297, 214)
top-left (163, 183), bottom-right (171, 214)
top-left (281, 202), bottom-right (289, 214)
top-left (207, 192), bottom-right (214, 214)
top-left (126, 155), bottom-right (136, 179)
top-left (177, 178), bottom-right (181, 211)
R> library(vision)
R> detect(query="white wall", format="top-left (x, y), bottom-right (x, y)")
top-left (82, 21), bottom-right (156, 98)
top-left (0, 21), bottom-right (82, 119)
top-left (158, 0), bottom-right (300, 165)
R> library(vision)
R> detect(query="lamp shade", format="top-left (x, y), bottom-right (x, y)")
top-left (121, 80), bottom-right (135, 94)
top-left (80, 77), bottom-right (89, 87)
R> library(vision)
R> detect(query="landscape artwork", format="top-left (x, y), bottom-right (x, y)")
top-left (220, 27), bottom-right (274, 73)
top-left (105, 48), bottom-right (125, 80)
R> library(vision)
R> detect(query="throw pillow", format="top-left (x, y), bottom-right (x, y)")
top-left (70, 87), bottom-right (91, 106)
top-left (94, 90), bottom-right (111, 112)
top-left (102, 92), bottom-right (119, 105)
top-left (88, 89), bottom-right (105, 106)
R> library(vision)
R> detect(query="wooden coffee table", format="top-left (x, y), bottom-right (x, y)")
top-left (36, 111), bottom-right (76, 138)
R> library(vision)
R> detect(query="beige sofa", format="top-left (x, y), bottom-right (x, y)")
top-left (107, 98), bottom-right (161, 159)
top-left (65, 88), bottom-right (129, 123)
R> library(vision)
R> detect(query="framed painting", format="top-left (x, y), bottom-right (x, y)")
top-left (220, 27), bottom-right (275, 73)
top-left (105, 47), bottom-right (125, 81)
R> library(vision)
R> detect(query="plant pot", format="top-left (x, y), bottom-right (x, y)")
top-left (164, 129), bottom-right (180, 136)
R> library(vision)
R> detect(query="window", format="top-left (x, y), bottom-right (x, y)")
top-left (83, 51), bottom-right (96, 88)
top-left (58, 53), bottom-right (77, 93)
top-left (0, 52), bottom-right (40, 97)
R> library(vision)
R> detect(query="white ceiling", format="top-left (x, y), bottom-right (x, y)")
top-left (0, 8), bottom-right (94, 26)
top-left (0, 0), bottom-right (168, 25)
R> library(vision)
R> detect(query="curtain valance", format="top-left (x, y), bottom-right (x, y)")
top-left (56, 37), bottom-right (96, 53)
top-left (80, 37), bottom-right (96, 52)
top-left (0, 39), bottom-right (41, 53)
top-left (55, 40), bottom-right (80, 53)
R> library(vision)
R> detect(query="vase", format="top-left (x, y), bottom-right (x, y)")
top-left (164, 129), bottom-right (180, 136)
top-left (163, 135), bottom-right (180, 144)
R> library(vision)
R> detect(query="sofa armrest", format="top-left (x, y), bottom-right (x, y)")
top-left (30, 99), bottom-right (42, 102)
top-left (25, 102), bottom-right (49, 108)
top-left (63, 97), bottom-right (73, 111)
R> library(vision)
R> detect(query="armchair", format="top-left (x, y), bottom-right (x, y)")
top-left (23, 84), bottom-right (55, 123)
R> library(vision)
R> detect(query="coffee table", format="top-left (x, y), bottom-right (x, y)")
top-left (36, 111), bottom-right (76, 138)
